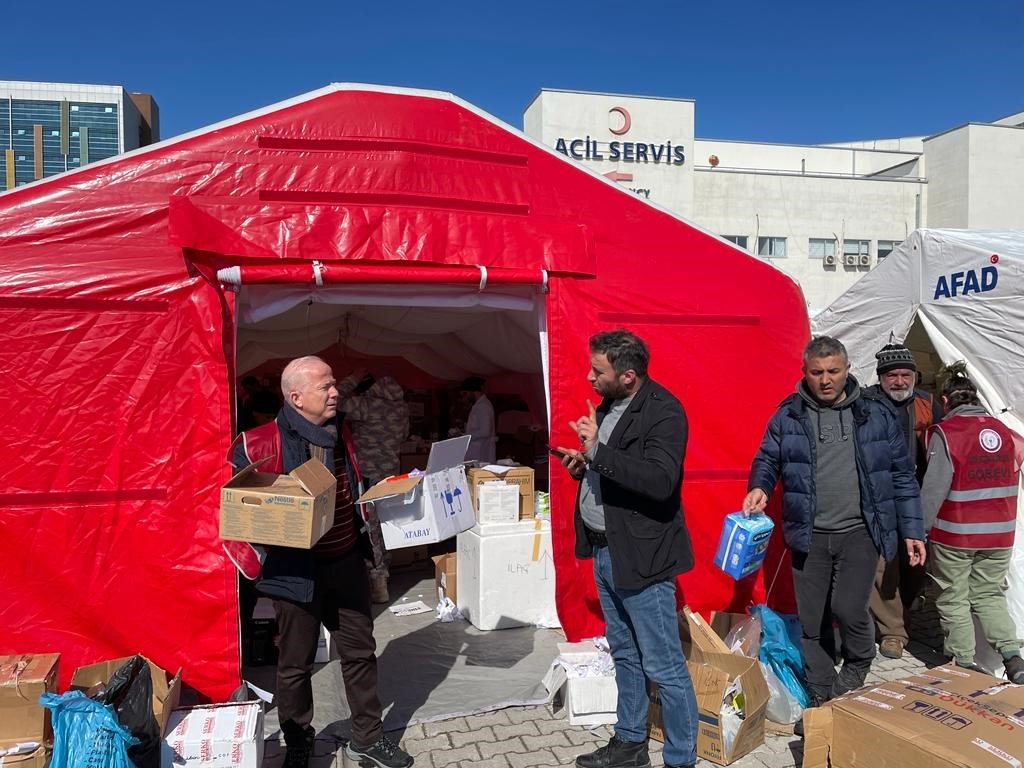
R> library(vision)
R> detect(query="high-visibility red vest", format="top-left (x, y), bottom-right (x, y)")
top-left (929, 414), bottom-right (1023, 550)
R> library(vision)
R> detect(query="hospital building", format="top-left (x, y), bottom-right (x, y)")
top-left (524, 89), bottom-right (1024, 313)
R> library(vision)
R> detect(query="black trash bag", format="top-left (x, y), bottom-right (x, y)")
top-left (92, 655), bottom-right (161, 768)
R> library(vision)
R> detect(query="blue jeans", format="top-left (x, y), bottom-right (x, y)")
top-left (593, 545), bottom-right (697, 767)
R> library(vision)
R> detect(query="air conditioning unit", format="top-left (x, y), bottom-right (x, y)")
top-left (859, 254), bottom-right (872, 267)
top-left (823, 254), bottom-right (837, 267)
top-left (843, 254), bottom-right (858, 267)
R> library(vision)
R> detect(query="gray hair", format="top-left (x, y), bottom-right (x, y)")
top-left (803, 336), bottom-right (848, 364)
top-left (280, 356), bottom-right (327, 398)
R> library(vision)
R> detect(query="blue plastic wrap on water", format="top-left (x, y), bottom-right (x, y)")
top-left (750, 604), bottom-right (810, 709)
top-left (40, 691), bottom-right (138, 768)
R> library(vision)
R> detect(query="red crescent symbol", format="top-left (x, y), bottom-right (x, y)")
top-left (609, 107), bottom-right (631, 136)
top-left (991, 254), bottom-right (999, 264)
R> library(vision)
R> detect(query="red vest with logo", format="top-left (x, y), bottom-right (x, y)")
top-left (929, 415), bottom-right (1022, 550)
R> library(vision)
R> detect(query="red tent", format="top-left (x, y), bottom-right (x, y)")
top-left (0, 85), bottom-right (807, 700)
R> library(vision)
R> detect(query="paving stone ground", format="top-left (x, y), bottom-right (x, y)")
top-left (262, 590), bottom-right (950, 767)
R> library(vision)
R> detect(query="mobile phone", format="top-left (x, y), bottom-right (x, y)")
top-left (548, 446), bottom-right (570, 460)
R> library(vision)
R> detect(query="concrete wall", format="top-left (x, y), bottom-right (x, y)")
top-left (966, 124), bottom-right (1024, 228)
top-left (923, 126), bottom-right (970, 227)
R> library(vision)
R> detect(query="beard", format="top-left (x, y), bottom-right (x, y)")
top-left (887, 388), bottom-right (913, 403)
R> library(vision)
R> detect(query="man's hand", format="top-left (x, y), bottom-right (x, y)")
top-left (905, 538), bottom-right (927, 566)
top-left (554, 447), bottom-right (587, 480)
top-left (569, 400), bottom-right (599, 453)
top-left (742, 488), bottom-right (768, 516)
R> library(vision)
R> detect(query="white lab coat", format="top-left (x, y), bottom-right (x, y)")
top-left (465, 394), bottom-right (497, 462)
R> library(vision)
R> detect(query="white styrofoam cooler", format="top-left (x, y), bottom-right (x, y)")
top-left (456, 519), bottom-right (560, 630)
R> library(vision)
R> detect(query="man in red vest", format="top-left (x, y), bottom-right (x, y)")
top-left (921, 365), bottom-right (1024, 682)
top-left (231, 356), bottom-right (413, 768)
top-left (866, 340), bottom-right (942, 659)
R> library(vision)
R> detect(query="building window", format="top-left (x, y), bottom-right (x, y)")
top-left (808, 238), bottom-right (835, 259)
top-left (843, 239), bottom-right (870, 257)
top-left (723, 235), bottom-right (748, 249)
top-left (877, 240), bottom-right (901, 259)
top-left (757, 236), bottom-right (786, 258)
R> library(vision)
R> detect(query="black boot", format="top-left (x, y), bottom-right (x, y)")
top-left (576, 735), bottom-right (651, 768)
top-left (830, 664), bottom-right (867, 699)
top-left (282, 724), bottom-right (314, 768)
top-left (792, 691), bottom-right (825, 739)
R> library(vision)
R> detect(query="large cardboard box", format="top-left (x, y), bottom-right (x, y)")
top-left (432, 553), bottom-right (458, 603)
top-left (467, 465), bottom-right (535, 519)
top-left (220, 458), bottom-right (337, 548)
top-left (162, 702), bottom-right (264, 768)
top-left (0, 743), bottom-right (46, 768)
top-left (649, 653), bottom-right (769, 765)
top-left (804, 664), bottom-right (1024, 768)
top-left (0, 654), bottom-right (59, 744)
top-left (456, 519), bottom-right (559, 630)
top-left (356, 436), bottom-right (475, 549)
top-left (71, 655), bottom-right (182, 736)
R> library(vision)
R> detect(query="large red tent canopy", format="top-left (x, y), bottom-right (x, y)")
top-left (0, 84), bottom-right (807, 699)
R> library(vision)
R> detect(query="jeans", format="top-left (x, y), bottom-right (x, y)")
top-left (791, 527), bottom-right (878, 699)
top-left (593, 545), bottom-right (697, 767)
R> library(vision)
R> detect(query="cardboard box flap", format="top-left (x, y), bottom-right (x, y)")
top-left (0, 654), bottom-right (59, 689)
top-left (684, 607), bottom-right (732, 656)
top-left (223, 455), bottom-right (277, 487)
top-left (288, 458), bottom-right (336, 496)
top-left (357, 476), bottom-right (423, 504)
top-left (425, 435), bottom-right (471, 473)
top-left (70, 656), bottom-right (182, 736)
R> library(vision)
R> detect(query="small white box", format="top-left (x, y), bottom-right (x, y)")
top-left (162, 702), bottom-right (264, 768)
top-left (566, 676), bottom-right (618, 726)
top-left (475, 481), bottom-right (519, 524)
top-left (357, 436), bottom-right (475, 549)
top-left (456, 519), bottom-right (559, 630)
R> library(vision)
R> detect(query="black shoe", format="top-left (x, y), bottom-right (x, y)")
top-left (830, 665), bottom-right (866, 699)
top-left (345, 736), bottom-right (413, 768)
top-left (576, 735), bottom-right (651, 768)
top-left (792, 692), bottom-right (825, 739)
top-left (1004, 655), bottom-right (1024, 684)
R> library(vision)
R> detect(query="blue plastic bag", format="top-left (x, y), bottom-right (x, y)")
top-left (750, 604), bottom-right (810, 709)
top-left (40, 690), bottom-right (138, 768)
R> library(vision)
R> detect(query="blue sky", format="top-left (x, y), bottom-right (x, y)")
top-left (6, 0), bottom-right (1021, 144)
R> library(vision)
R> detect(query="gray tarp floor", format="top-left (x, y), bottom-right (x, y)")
top-left (245, 562), bottom-right (563, 747)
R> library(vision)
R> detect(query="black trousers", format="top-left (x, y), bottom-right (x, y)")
top-left (791, 527), bottom-right (879, 699)
top-left (273, 548), bottom-right (382, 748)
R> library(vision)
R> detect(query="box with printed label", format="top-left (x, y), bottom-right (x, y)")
top-left (220, 458), bottom-right (337, 548)
top-left (467, 465), bottom-right (535, 519)
top-left (803, 664), bottom-right (1024, 768)
top-left (161, 702), bottom-right (264, 768)
top-left (473, 481), bottom-right (520, 524)
top-left (356, 436), bottom-right (475, 549)
top-left (713, 512), bottom-right (774, 580)
top-left (0, 654), bottom-right (59, 744)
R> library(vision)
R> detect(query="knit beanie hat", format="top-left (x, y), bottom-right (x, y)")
top-left (875, 340), bottom-right (916, 375)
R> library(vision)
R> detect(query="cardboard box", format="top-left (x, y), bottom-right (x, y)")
top-left (0, 654), bottom-right (59, 744)
top-left (467, 465), bottom-right (535, 519)
top-left (389, 543), bottom-right (430, 569)
top-left (456, 519), bottom-right (559, 630)
top-left (356, 436), bottom-right (475, 549)
top-left (162, 702), bottom-right (264, 768)
top-left (649, 654), bottom-right (769, 765)
top-left (220, 458), bottom-right (337, 548)
top-left (713, 512), bottom-right (774, 579)
top-left (71, 655), bottom-right (182, 736)
top-left (432, 553), bottom-right (458, 603)
top-left (474, 481), bottom-right (520, 524)
top-left (804, 664), bottom-right (1024, 768)
top-left (683, 607), bottom-right (732, 664)
top-left (0, 743), bottom-right (46, 768)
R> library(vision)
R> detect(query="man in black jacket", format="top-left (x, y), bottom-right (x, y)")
top-left (556, 330), bottom-right (697, 768)
top-left (232, 356), bottom-right (412, 768)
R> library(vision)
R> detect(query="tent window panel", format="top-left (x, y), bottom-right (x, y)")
top-left (722, 235), bottom-right (748, 249)
top-left (808, 238), bottom-right (835, 259)
top-left (878, 240), bottom-right (901, 259)
top-left (757, 236), bottom-right (786, 258)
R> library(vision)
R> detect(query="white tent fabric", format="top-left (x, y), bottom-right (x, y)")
top-left (235, 284), bottom-right (545, 380)
top-left (812, 228), bottom-right (1024, 640)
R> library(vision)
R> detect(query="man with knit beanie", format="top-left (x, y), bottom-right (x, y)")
top-left (865, 338), bottom-right (942, 659)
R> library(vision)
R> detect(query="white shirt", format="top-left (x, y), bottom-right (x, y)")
top-left (465, 394), bottom-right (497, 462)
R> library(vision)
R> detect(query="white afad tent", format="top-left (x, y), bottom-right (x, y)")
top-left (812, 228), bottom-right (1024, 653)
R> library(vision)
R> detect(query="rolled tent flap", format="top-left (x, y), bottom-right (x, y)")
top-left (216, 261), bottom-right (549, 288)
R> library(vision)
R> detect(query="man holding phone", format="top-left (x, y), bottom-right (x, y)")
top-left (554, 329), bottom-right (698, 768)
